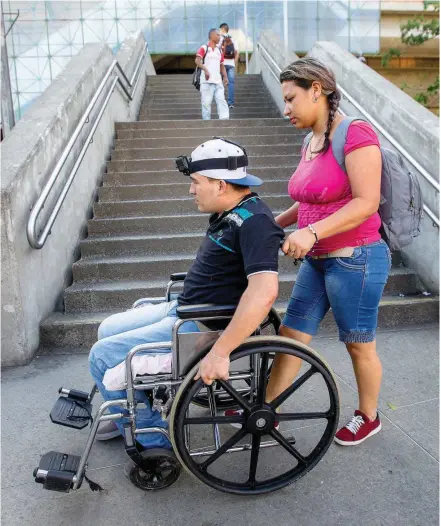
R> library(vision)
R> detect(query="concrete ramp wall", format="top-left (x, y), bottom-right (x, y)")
top-left (1, 32), bottom-right (153, 366)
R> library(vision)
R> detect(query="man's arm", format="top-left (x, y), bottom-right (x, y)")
top-left (195, 55), bottom-right (210, 81)
top-left (234, 49), bottom-right (239, 68)
top-left (194, 273), bottom-right (278, 384)
top-left (220, 63), bottom-right (228, 85)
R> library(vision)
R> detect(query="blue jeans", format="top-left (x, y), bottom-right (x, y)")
top-left (200, 83), bottom-right (229, 120)
top-left (89, 301), bottom-right (199, 449)
top-left (282, 240), bottom-right (392, 343)
top-left (225, 65), bottom-right (235, 105)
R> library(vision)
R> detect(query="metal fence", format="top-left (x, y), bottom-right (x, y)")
top-left (3, 0), bottom-right (380, 120)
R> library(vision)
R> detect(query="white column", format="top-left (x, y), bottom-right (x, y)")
top-left (244, 0), bottom-right (249, 74)
top-left (283, 0), bottom-right (288, 53)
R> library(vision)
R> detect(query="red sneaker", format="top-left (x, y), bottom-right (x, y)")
top-left (334, 410), bottom-right (381, 446)
top-left (224, 409), bottom-right (279, 431)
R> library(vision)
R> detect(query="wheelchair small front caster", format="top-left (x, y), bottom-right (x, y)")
top-left (127, 449), bottom-right (181, 491)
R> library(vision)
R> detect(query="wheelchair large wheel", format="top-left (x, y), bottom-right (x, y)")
top-left (170, 336), bottom-right (339, 495)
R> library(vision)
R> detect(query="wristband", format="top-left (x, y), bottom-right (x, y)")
top-left (308, 224), bottom-right (319, 244)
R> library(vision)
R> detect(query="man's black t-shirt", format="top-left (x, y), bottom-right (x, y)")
top-left (178, 193), bottom-right (284, 306)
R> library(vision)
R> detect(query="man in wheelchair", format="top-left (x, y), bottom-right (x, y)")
top-left (89, 137), bottom-right (284, 450)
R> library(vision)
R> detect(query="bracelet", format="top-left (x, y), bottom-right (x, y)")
top-left (308, 224), bottom-right (319, 244)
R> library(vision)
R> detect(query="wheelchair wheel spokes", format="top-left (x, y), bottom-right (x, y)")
top-left (170, 337), bottom-right (340, 495)
top-left (248, 433), bottom-right (261, 485)
top-left (269, 428), bottom-right (307, 465)
top-left (270, 365), bottom-right (317, 410)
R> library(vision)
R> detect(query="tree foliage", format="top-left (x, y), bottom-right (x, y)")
top-left (400, 0), bottom-right (439, 46)
top-left (382, 1), bottom-right (439, 107)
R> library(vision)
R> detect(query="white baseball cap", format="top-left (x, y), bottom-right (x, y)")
top-left (190, 138), bottom-right (263, 187)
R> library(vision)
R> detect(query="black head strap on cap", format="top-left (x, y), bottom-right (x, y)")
top-left (175, 137), bottom-right (248, 176)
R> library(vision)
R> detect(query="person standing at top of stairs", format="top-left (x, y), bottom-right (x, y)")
top-left (196, 29), bottom-right (230, 121)
top-left (219, 23), bottom-right (239, 109)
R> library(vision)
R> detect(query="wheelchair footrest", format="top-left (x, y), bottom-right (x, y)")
top-left (33, 451), bottom-right (81, 492)
top-left (50, 395), bottom-right (93, 429)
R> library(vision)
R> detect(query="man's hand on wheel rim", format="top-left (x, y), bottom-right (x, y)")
top-left (194, 350), bottom-right (230, 385)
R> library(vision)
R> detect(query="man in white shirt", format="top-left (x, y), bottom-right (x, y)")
top-left (195, 29), bottom-right (229, 120)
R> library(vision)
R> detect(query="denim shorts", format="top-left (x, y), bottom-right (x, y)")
top-left (282, 240), bottom-right (392, 343)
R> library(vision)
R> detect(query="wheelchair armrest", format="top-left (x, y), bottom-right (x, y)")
top-left (170, 272), bottom-right (187, 282)
top-left (176, 304), bottom-right (237, 320)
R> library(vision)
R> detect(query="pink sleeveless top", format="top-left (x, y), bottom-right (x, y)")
top-left (288, 121), bottom-right (382, 256)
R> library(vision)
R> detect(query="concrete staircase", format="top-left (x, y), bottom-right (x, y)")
top-left (40, 74), bottom-right (439, 353)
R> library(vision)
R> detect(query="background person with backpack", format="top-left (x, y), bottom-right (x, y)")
top-left (195, 29), bottom-right (229, 120)
top-left (219, 23), bottom-right (239, 108)
top-left (266, 57), bottom-right (392, 447)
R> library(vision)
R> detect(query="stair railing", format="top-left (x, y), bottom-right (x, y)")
top-left (256, 41), bottom-right (440, 228)
top-left (27, 42), bottom-right (148, 249)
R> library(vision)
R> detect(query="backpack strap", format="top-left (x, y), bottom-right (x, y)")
top-left (331, 117), bottom-right (367, 172)
top-left (202, 44), bottom-right (208, 63)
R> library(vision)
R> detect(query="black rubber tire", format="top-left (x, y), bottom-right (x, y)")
top-left (128, 448), bottom-right (181, 491)
top-left (170, 336), bottom-right (339, 495)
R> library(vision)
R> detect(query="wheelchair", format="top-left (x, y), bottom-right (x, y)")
top-left (33, 273), bottom-right (340, 496)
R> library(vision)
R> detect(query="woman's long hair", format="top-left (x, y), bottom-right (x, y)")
top-left (280, 57), bottom-right (341, 154)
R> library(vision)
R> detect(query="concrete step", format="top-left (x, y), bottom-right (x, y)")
top-left (145, 87), bottom-right (270, 95)
top-left (98, 180), bottom-right (289, 201)
top-left (76, 235), bottom-right (423, 293)
top-left (102, 167), bottom-right (295, 186)
top-left (106, 154), bottom-right (301, 173)
top-left (146, 80), bottom-right (264, 88)
top-left (71, 253), bottom-right (298, 288)
top-left (115, 118), bottom-right (291, 130)
top-left (138, 108), bottom-right (279, 118)
top-left (111, 144), bottom-right (298, 161)
top-left (64, 269), bottom-right (421, 314)
top-left (87, 213), bottom-right (214, 237)
top-left (114, 134), bottom-right (302, 150)
top-left (116, 125), bottom-right (298, 140)
top-left (114, 133), bottom-right (303, 150)
top-left (140, 99), bottom-right (276, 110)
top-left (144, 112), bottom-right (280, 120)
top-left (141, 97), bottom-right (273, 107)
top-left (87, 209), bottom-right (284, 237)
top-left (41, 295), bottom-right (439, 350)
top-left (146, 74), bottom-right (261, 83)
top-left (93, 194), bottom-right (293, 217)
top-left (71, 241), bottom-right (420, 287)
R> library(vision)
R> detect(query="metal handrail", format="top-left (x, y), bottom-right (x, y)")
top-left (256, 42), bottom-right (440, 226)
top-left (27, 42), bottom-right (148, 249)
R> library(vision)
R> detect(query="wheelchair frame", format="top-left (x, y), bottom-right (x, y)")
top-left (34, 273), bottom-right (340, 495)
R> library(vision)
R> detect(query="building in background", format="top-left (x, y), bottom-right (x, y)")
top-left (3, 0), bottom-right (382, 121)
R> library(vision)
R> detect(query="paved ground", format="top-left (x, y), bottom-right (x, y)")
top-left (2, 325), bottom-right (439, 526)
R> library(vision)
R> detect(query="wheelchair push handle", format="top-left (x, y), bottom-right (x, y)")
top-left (170, 272), bottom-right (187, 282)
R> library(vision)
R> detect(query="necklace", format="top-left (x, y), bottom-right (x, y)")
top-left (307, 132), bottom-right (325, 160)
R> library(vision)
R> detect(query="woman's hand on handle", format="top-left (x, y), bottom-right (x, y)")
top-left (282, 228), bottom-right (316, 259)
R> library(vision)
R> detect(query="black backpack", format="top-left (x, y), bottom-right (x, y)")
top-left (192, 46), bottom-right (208, 91)
top-left (224, 42), bottom-right (235, 59)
